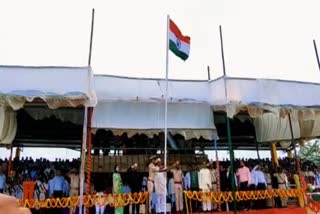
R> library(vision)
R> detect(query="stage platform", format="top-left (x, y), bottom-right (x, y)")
top-left (192, 207), bottom-right (309, 214)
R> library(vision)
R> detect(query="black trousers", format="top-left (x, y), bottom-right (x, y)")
top-left (256, 183), bottom-right (266, 209)
top-left (239, 181), bottom-right (250, 209)
top-left (0, 189), bottom-right (3, 193)
top-left (53, 191), bottom-right (64, 214)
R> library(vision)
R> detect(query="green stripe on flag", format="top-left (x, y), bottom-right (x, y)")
top-left (169, 40), bottom-right (189, 61)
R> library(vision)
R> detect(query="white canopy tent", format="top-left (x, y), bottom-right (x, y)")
top-left (0, 66), bottom-right (97, 110)
top-left (93, 74), bottom-right (320, 143)
top-left (93, 75), bottom-right (216, 140)
top-left (0, 66), bottom-right (97, 145)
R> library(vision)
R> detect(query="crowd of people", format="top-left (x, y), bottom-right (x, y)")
top-left (0, 156), bottom-right (319, 214)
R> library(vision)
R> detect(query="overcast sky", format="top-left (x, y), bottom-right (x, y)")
top-left (1, 0), bottom-right (320, 81)
top-left (1, 0), bottom-right (318, 159)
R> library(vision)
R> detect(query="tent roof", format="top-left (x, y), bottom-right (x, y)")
top-left (0, 66), bottom-right (97, 109)
top-left (95, 74), bottom-right (320, 118)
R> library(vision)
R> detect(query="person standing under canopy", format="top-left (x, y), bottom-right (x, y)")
top-left (113, 165), bottom-right (124, 214)
top-left (170, 160), bottom-right (184, 213)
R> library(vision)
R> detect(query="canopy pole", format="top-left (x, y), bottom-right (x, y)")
top-left (209, 66), bottom-right (221, 211)
top-left (288, 113), bottom-right (299, 172)
top-left (80, 8), bottom-right (95, 214)
top-left (79, 107), bottom-right (88, 214)
top-left (313, 40), bottom-right (320, 72)
top-left (7, 145), bottom-right (13, 177)
top-left (271, 143), bottom-right (279, 168)
top-left (255, 140), bottom-right (261, 161)
top-left (86, 107), bottom-right (93, 214)
top-left (220, 25), bottom-right (237, 214)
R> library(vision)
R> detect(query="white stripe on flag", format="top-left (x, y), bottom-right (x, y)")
top-left (169, 31), bottom-right (190, 55)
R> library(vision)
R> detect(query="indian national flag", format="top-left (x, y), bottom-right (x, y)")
top-left (169, 19), bottom-right (190, 61)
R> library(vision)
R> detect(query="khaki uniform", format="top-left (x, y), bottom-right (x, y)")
top-left (264, 173), bottom-right (273, 208)
top-left (171, 168), bottom-right (184, 212)
top-left (210, 169), bottom-right (218, 210)
top-left (275, 173), bottom-right (288, 207)
top-left (68, 173), bottom-right (80, 214)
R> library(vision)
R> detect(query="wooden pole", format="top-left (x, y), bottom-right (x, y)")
top-left (219, 25), bottom-right (237, 214)
top-left (87, 8), bottom-right (95, 214)
top-left (208, 66), bottom-right (221, 211)
top-left (80, 8), bottom-right (95, 214)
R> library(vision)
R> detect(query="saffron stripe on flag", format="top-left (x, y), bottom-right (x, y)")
top-left (169, 20), bottom-right (190, 44)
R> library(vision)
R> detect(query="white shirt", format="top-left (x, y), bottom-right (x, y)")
top-left (154, 172), bottom-right (167, 194)
top-left (253, 170), bottom-right (267, 186)
top-left (198, 168), bottom-right (212, 190)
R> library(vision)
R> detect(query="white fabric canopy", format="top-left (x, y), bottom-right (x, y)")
top-left (92, 101), bottom-right (216, 140)
top-left (0, 66), bottom-right (97, 109)
top-left (253, 113), bottom-right (300, 143)
top-left (253, 112), bottom-right (320, 142)
top-left (0, 106), bottom-right (17, 145)
top-left (210, 77), bottom-right (320, 118)
top-left (95, 75), bottom-right (209, 103)
top-left (95, 75), bottom-right (320, 119)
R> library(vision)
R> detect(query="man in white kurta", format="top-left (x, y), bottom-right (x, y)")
top-left (148, 156), bottom-right (160, 212)
top-left (155, 171), bottom-right (167, 214)
top-left (198, 163), bottom-right (212, 212)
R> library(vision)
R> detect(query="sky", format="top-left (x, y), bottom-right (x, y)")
top-left (1, 0), bottom-right (320, 81)
top-left (1, 0), bottom-right (318, 160)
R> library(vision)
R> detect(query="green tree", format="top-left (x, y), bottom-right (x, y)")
top-left (298, 140), bottom-right (320, 166)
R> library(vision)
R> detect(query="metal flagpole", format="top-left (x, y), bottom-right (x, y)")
top-left (220, 25), bottom-right (237, 214)
top-left (164, 14), bottom-right (170, 168)
top-left (162, 14), bottom-right (170, 214)
top-left (79, 8), bottom-right (95, 214)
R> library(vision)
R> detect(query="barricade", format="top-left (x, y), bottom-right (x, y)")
top-left (17, 192), bottom-right (148, 210)
top-left (183, 189), bottom-right (305, 214)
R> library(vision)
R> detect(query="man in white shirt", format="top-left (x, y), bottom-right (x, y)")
top-left (252, 165), bottom-right (267, 209)
top-left (154, 162), bottom-right (167, 214)
top-left (198, 162), bottom-right (212, 212)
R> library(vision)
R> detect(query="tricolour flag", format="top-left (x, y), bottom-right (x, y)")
top-left (169, 19), bottom-right (190, 61)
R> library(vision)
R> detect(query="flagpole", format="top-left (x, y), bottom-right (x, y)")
top-left (162, 14), bottom-right (170, 214)
top-left (164, 14), bottom-right (170, 168)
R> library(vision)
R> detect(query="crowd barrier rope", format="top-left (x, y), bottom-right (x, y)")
top-left (184, 189), bottom-right (305, 203)
top-left (17, 192), bottom-right (148, 210)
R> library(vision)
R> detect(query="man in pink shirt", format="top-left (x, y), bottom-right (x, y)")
top-left (236, 160), bottom-right (251, 210)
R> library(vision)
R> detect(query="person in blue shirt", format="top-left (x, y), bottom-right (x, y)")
top-left (0, 169), bottom-right (6, 193)
top-left (52, 170), bottom-right (65, 198)
top-left (52, 169), bottom-right (65, 214)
